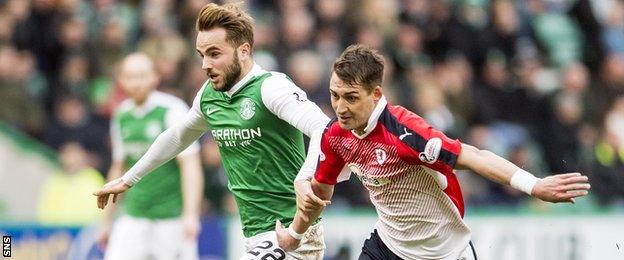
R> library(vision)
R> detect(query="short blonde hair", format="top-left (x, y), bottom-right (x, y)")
top-left (195, 3), bottom-right (254, 49)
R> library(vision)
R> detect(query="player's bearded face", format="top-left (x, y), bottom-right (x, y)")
top-left (205, 49), bottom-right (242, 92)
top-left (329, 73), bottom-right (378, 133)
top-left (196, 29), bottom-right (243, 92)
top-left (214, 53), bottom-right (241, 92)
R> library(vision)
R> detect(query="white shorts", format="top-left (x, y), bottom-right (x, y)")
top-left (105, 215), bottom-right (198, 260)
top-left (240, 222), bottom-right (325, 260)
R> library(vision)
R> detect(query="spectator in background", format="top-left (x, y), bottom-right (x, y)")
top-left (41, 95), bottom-right (108, 170)
top-left (287, 50), bottom-right (332, 114)
top-left (437, 52), bottom-right (475, 135)
top-left (94, 19), bottom-right (128, 78)
top-left (538, 62), bottom-right (590, 173)
top-left (59, 54), bottom-right (91, 99)
top-left (138, 9), bottom-right (188, 94)
top-left (38, 141), bottom-right (105, 225)
top-left (0, 46), bottom-right (44, 136)
top-left (276, 4), bottom-right (316, 66)
top-left (413, 81), bottom-right (455, 134)
top-left (11, 0), bottom-right (64, 112)
top-left (598, 0), bottom-right (624, 55)
top-left (474, 50), bottom-right (536, 126)
top-left (589, 96), bottom-right (624, 207)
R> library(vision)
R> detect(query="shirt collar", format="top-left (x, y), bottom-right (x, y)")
top-left (131, 91), bottom-right (157, 117)
top-left (351, 95), bottom-right (387, 139)
top-left (226, 63), bottom-right (264, 97)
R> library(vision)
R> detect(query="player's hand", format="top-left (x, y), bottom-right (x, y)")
top-left (531, 172), bottom-right (590, 203)
top-left (93, 178), bottom-right (131, 209)
top-left (294, 180), bottom-right (330, 222)
top-left (275, 220), bottom-right (300, 252)
top-left (182, 213), bottom-right (201, 239)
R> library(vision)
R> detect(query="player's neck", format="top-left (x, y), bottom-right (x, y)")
top-left (354, 128), bottom-right (366, 135)
top-left (354, 123), bottom-right (368, 135)
top-left (133, 96), bottom-right (150, 107)
top-left (234, 60), bottom-right (254, 84)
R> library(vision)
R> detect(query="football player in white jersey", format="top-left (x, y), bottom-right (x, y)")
top-left (277, 44), bottom-right (591, 260)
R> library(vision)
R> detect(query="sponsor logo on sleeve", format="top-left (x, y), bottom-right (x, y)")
top-left (418, 137), bottom-right (442, 164)
top-left (293, 90), bottom-right (308, 102)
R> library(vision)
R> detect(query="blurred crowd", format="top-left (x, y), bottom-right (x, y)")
top-left (1, 0), bottom-right (624, 219)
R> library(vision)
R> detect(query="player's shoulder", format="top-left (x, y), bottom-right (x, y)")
top-left (385, 104), bottom-right (427, 127)
top-left (268, 71), bottom-right (288, 79)
top-left (324, 118), bottom-right (347, 137)
top-left (197, 79), bottom-right (212, 95)
top-left (262, 71), bottom-right (294, 86)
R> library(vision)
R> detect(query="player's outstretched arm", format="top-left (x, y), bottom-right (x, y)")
top-left (456, 144), bottom-right (590, 203)
top-left (276, 180), bottom-right (332, 251)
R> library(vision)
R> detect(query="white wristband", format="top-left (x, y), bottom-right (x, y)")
top-left (510, 169), bottom-right (539, 195)
top-left (287, 225), bottom-right (304, 240)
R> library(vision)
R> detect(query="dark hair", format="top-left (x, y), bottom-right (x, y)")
top-left (195, 3), bottom-right (254, 49)
top-left (332, 44), bottom-right (384, 93)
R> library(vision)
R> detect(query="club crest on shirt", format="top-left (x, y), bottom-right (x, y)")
top-left (348, 163), bottom-right (390, 187)
top-left (419, 137), bottom-right (442, 164)
top-left (240, 98), bottom-right (256, 120)
top-left (374, 148), bottom-right (388, 165)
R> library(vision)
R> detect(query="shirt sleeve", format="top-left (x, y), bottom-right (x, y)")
top-left (314, 133), bottom-right (347, 185)
top-left (260, 73), bottom-right (330, 138)
top-left (261, 73), bottom-right (331, 181)
top-left (165, 97), bottom-right (201, 158)
top-left (121, 88), bottom-right (209, 186)
top-left (392, 107), bottom-right (462, 175)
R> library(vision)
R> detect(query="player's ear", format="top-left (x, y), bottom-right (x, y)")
top-left (373, 86), bottom-right (383, 102)
top-left (238, 42), bottom-right (251, 61)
